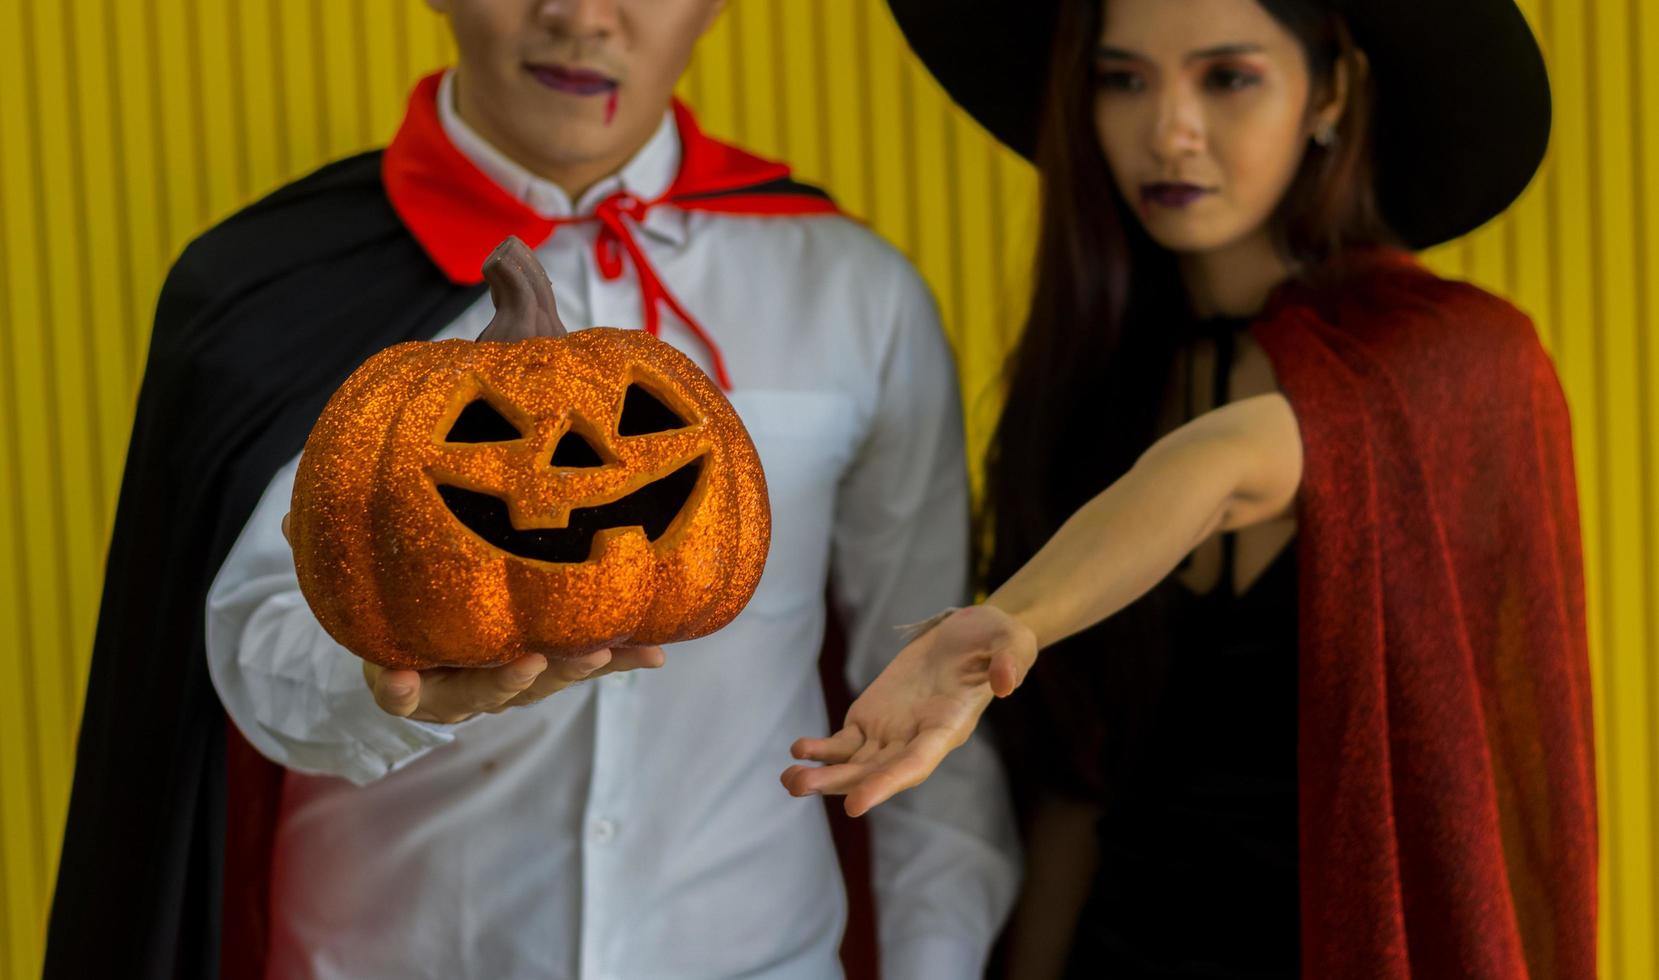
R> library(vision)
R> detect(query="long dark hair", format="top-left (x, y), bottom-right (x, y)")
top-left (982, 0), bottom-right (1395, 803)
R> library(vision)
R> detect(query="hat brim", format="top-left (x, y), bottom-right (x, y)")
top-left (888, 0), bottom-right (1551, 249)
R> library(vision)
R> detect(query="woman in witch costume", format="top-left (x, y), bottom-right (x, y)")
top-left (782, 0), bottom-right (1596, 977)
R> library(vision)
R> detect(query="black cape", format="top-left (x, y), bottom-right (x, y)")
top-left (44, 151), bottom-right (485, 979)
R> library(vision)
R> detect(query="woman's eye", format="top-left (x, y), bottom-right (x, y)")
top-left (1205, 67), bottom-right (1261, 92)
top-left (1095, 68), bottom-right (1145, 93)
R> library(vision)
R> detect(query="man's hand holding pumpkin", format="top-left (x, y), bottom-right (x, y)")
top-left (362, 645), bottom-right (666, 724)
top-left (280, 512), bottom-right (666, 723)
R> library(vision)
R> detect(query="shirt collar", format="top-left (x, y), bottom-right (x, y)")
top-left (436, 69), bottom-right (687, 245)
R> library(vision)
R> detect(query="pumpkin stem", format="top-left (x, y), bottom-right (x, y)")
top-left (477, 236), bottom-right (569, 341)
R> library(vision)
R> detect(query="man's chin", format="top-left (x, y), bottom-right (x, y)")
top-left (522, 96), bottom-right (651, 142)
top-left (506, 128), bottom-right (653, 192)
top-left (531, 129), bottom-right (643, 167)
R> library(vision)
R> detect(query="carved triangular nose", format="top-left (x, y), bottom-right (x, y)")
top-left (549, 429), bottom-right (606, 468)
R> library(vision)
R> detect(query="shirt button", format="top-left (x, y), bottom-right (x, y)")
top-left (591, 817), bottom-right (619, 844)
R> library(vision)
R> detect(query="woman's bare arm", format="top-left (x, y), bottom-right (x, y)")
top-left (783, 394), bottom-right (1303, 815)
top-left (987, 393), bottom-right (1303, 649)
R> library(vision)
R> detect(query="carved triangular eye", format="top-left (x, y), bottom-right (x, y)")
top-left (617, 382), bottom-right (688, 436)
top-left (550, 429), bottom-right (605, 467)
top-left (444, 398), bottom-right (524, 443)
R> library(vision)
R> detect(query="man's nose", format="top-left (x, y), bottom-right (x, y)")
top-left (537, 0), bottom-right (621, 38)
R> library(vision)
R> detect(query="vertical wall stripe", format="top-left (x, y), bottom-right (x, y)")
top-left (141, 5), bottom-right (173, 253)
top-left (99, 0), bottom-right (138, 386)
top-left (186, 0), bottom-right (222, 221)
top-left (280, 1), bottom-right (317, 176)
top-left (226, 0), bottom-right (252, 202)
top-left (808, 4), bottom-right (833, 182)
top-left (354, 2), bottom-right (377, 148)
top-left (391, 2), bottom-right (412, 121)
top-left (310, 0), bottom-right (334, 161)
top-left (0, 3), bottom-right (1653, 976)
top-left (0, 803), bottom-right (13, 980)
top-left (724, 6), bottom-right (748, 139)
top-left (775, 2), bottom-right (814, 175)
top-left (310, 13), bottom-right (335, 172)
top-left (735, 4), bottom-right (776, 158)
top-left (267, 1), bottom-right (292, 178)
top-left (0, 5), bottom-right (47, 966)
top-left (57, 0), bottom-right (106, 556)
top-left (859, 8), bottom-right (910, 252)
top-left (18, 3), bottom-right (80, 894)
top-left (362, 4), bottom-right (398, 148)
top-left (239, 1), bottom-right (281, 237)
top-left (56, 0), bottom-right (112, 743)
top-left (1635, 0), bottom-right (1659, 948)
top-left (1596, 0), bottom-right (1659, 966)
top-left (814, 2), bottom-right (867, 218)
top-left (78, 0), bottom-right (135, 523)
top-left (1578, 9), bottom-right (1623, 970)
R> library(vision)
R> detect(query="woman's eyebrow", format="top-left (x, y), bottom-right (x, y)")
top-left (1094, 42), bottom-right (1267, 61)
top-left (1095, 44), bottom-right (1144, 61)
top-left (1187, 42), bottom-right (1266, 61)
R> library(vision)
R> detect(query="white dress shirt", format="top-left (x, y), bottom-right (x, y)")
top-left (206, 71), bottom-right (1019, 980)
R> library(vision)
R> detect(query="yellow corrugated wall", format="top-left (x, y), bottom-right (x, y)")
top-left (0, 1), bottom-right (1651, 976)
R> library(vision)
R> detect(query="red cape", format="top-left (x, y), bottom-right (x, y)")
top-left (383, 72), bottom-right (840, 287)
top-left (222, 77), bottom-right (867, 979)
top-left (382, 72), bottom-right (841, 390)
top-left (1253, 250), bottom-right (1597, 978)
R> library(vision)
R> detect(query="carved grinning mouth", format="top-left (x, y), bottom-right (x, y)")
top-left (435, 457), bottom-right (704, 563)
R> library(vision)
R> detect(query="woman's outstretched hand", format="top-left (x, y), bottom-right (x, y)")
top-left (781, 604), bottom-right (1038, 817)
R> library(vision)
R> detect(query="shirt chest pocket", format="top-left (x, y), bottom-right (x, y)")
top-left (723, 390), bottom-right (865, 619)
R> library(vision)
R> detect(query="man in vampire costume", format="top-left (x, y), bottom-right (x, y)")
top-left (45, 1), bottom-right (1019, 977)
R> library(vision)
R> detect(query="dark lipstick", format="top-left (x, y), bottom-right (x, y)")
top-left (1140, 182), bottom-right (1211, 209)
top-left (528, 64), bottom-right (619, 96)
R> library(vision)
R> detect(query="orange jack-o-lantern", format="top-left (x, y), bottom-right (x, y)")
top-left (289, 238), bottom-right (769, 669)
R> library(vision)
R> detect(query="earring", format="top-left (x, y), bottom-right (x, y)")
top-left (1314, 122), bottom-right (1338, 148)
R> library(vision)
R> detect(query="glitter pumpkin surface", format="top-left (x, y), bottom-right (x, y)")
top-left (290, 328), bottom-right (770, 669)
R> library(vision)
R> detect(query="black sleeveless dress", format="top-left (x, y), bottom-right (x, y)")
top-left (1066, 319), bottom-right (1300, 978)
top-left (1066, 539), bottom-right (1300, 978)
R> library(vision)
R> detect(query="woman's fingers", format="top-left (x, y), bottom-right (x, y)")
top-left (781, 761), bottom-right (877, 798)
top-left (784, 728), bottom-right (953, 815)
top-left (791, 726), bottom-right (865, 764)
top-left (780, 764), bottom-right (816, 797)
top-left (844, 730), bottom-right (956, 817)
top-left (779, 764), bottom-right (823, 797)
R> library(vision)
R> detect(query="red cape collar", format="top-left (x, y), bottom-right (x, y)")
top-left (382, 71), bottom-right (836, 285)
top-left (381, 72), bottom-right (840, 389)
